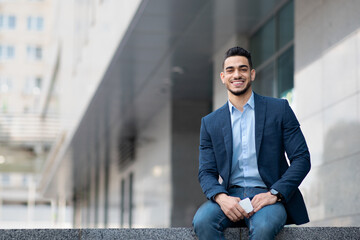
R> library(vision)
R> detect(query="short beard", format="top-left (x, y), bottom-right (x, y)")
top-left (228, 81), bottom-right (251, 96)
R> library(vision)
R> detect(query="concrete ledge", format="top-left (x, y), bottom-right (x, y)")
top-left (0, 227), bottom-right (359, 239)
top-left (274, 227), bottom-right (360, 240)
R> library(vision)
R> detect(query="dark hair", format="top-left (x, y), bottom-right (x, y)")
top-left (223, 47), bottom-right (253, 69)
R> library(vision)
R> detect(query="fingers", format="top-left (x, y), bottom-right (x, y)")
top-left (251, 194), bottom-right (265, 212)
top-left (231, 202), bottom-right (250, 221)
top-left (251, 192), bottom-right (277, 212)
top-left (252, 202), bottom-right (264, 212)
top-left (237, 205), bottom-right (250, 219)
top-left (225, 204), bottom-right (244, 222)
top-left (223, 202), bottom-right (247, 222)
top-left (227, 210), bottom-right (243, 222)
top-left (217, 195), bottom-right (252, 222)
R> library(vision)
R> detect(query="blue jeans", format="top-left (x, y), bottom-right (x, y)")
top-left (193, 187), bottom-right (287, 240)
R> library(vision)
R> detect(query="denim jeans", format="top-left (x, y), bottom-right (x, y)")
top-left (192, 187), bottom-right (287, 240)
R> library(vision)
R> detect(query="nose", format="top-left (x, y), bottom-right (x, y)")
top-left (233, 70), bottom-right (241, 79)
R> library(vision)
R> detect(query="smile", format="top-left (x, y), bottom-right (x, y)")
top-left (231, 80), bottom-right (245, 86)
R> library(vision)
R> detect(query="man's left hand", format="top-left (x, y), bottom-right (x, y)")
top-left (251, 192), bottom-right (278, 213)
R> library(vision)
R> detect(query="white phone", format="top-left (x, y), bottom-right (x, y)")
top-left (239, 198), bottom-right (253, 213)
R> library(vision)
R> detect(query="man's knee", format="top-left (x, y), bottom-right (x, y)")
top-left (193, 204), bottom-right (230, 240)
top-left (192, 208), bottom-right (210, 233)
top-left (249, 205), bottom-right (286, 239)
top-left (249, 212), bottom-right (286, 239)
top-left (193, 201), bottom-right (227, 233)
top-left (250, 221), bottom-right (277, 238)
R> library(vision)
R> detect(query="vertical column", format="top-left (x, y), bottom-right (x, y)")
top-left (0, 181), bottom-right (2, 222)
top-left (27, 178), bottom-right (36, 226)
top-left (58, 197), bottom-right (66, 227)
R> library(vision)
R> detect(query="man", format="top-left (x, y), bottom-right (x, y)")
top-left (192, 47), bottom-right (310, 240)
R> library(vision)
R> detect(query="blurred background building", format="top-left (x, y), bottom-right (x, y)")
top-left (0, 0), bottom-right (360, 229)
top-left (0, 0), bottom-right (65, 228)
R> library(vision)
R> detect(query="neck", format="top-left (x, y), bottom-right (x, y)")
top-left (228, 89), bottom-right (252, 112)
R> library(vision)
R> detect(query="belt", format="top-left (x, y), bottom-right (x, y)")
top-left (230, 185), bottom-right (268, 190)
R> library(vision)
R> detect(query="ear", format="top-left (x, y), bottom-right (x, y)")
top-left (220, 72), bottom-right (225, 84)
top-left (250, 69), bottom-right (256, 82)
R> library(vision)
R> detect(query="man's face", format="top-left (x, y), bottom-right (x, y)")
top-left (220, 56), bottom-right (255, 96)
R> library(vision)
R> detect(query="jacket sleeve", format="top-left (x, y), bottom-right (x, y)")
top-left (198, 117), bottom-right (228, 200)
top-left (271, 100), bottom-right (311, 202)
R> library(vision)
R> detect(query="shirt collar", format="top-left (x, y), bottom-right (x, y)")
top-left (228, 91), bottom-right (255, 113)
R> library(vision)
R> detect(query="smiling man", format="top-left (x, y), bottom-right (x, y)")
top-left (192, 47), bottom-right (311, 240)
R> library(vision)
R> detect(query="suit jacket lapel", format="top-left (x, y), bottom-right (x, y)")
top-left (254, 93), bottom-right (266, 159)
top-left (221, 103), bottom-right (233, 171)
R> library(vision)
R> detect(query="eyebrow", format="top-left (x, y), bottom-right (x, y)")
top-left (225, 64), bottom-right (249, 70)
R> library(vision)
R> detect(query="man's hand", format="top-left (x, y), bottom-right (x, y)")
top-left (251, 192), bottom-right (278, 213)
top-left (214, 193), bottom-right (250, 222)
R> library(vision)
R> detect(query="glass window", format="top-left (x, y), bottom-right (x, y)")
top-left (0, 15), bottom-right (4, 28)
top-left (24, 76), bottom-right (42, 95)
top-left (27, 16), bottom-right (44, 31)
top-left (278, 1), bottom-right (294, 49)
top-left (7, 46), bottom-right (14, 58)
top-left (0, 45), bottom-right (15, 60)
top-left (278, 46), bottom-right (294, 98)
top-left (0, 15), bottom-right (17, 30)
top-left (37, 17), bottom-right (44, 30)
top-left (27, 45), bottom-right (42, 60)
top-left (22, 175), bottom-right (29, 187)
top-left (35, 77), bottom-right (42, 89)
top-left (250, 17), bottom-right (276, 68)
top-left (253, 62), bottom-right (275, 97)
top-left (250, 0), bottom-right (294, 100)
top-left (0, 77), bottom-right (12, 93)
top-left (36, 47), bottom-right (42, 59)
top-left (8, 15), bottom-right (16, 29)
top-left (1, 173), bottom-right (10, 186)
top-left (27, 16), bottom-right (31, 29)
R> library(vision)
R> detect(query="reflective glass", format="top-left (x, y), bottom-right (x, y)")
top-left (250, 17), bottom-right (276, 68)
top-left (277, 46), bottom-right (294, 97)
top-left (253, 62), bottom-right (275, 97)
top-left (9, 15), bottom-right (16, 29)
top-left (250, 0), bottom-right (294, 98)
top-left (278, 0), bottom-right (294, 49)
top-left (37, 17), bottom-right (44, 30)
top-left (7, 46), bottom-right (14, 58)
top-left (27, 17), bottom-right (31, 30)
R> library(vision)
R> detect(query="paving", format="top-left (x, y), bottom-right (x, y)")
top-left (0, 227), bottom-right (359, 239)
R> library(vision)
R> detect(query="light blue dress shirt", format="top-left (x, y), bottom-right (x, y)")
top-left (228, 92), bottom-right (267, 188)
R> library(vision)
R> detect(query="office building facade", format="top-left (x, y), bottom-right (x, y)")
top-left (39, 0), bottom-right (360, 228)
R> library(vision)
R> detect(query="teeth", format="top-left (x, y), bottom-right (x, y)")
top-left (233, 81), bottom-right (243, 86)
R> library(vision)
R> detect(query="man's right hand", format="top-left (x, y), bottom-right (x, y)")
top-left (214, 193), bottom-right (250, 222)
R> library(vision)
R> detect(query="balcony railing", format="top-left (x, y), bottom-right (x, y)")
top-left (0, 113), bottom-right (59, 144)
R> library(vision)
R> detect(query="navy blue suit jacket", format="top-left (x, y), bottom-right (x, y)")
top-left (198, 92), bottom-right (311, 225)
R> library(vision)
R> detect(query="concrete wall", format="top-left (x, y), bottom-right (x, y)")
top-left (170, 100), bottom-right (210, 227)
top-left (295, 0), bottom-right (360, 226)
top-left (71, 101), bottom-right (172, 229)
top-left (130, 102), bottom-right (172, 228)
